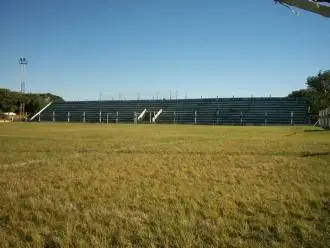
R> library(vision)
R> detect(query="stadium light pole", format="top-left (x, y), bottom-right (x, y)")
top-left (19, 57), bottom-right (28, 116)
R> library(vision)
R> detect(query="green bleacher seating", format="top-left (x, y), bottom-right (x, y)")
top-left (37, 97), bottom-right (309, 125)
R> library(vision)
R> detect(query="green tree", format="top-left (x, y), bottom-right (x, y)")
top-left (288, 70), bottom-right (330, 115)
top-left (0, 88), bottom-right (64, 116)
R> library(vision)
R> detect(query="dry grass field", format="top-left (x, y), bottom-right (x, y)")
top-left (0, 123), bottom-right (329, 248)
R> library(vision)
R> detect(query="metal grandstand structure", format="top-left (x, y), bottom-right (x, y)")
top-left (30, 97), bottom-right (310, 125)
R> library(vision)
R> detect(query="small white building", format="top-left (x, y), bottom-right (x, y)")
top-left (3, 112), bottom-right (16, 116)
top-left (1, 112), bottom-right (16, 122)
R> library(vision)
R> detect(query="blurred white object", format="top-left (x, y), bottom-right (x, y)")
top-left (275, 0), bottom-right (330, 17)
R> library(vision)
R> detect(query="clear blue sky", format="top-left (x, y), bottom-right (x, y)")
top-left (1, 0), bottom-right (329, 101)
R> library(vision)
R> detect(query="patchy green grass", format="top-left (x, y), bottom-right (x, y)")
top-left (0, 123), bottom-right (329, 248)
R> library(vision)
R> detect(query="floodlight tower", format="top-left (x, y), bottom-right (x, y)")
top-left (19, 58), bottom-right (28, 116)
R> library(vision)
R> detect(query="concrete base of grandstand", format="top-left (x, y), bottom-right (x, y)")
top-left (31, 97), bottom-right (310, 126)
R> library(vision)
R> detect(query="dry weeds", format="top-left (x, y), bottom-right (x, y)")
top-left (0, 123), bottom-right (329, 248)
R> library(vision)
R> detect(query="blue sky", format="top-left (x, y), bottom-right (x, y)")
top-left (1, 0), bottom-right (329, 101)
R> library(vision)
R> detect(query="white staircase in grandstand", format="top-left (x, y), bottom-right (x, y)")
top-left (138, 108), bottom-right (147, 122)
top-left (30, 102), bottom-right (53, 121)
top-left (152, 109), bottom-right (163, 123)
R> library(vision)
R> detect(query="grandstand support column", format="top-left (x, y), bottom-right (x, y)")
top-left (83, 112), bottom-right (86, 123)
top-left (194, 111), bottom-right (197, 125)
top-left (325, 107), bottom-right (330, 129)
top-left (240, 112), bottom-right (243, 125)
top-left (99, 111), bottom-right (102, 123)
top-left (265, 112), bottom-right (268, 126)
top-left (52, 111), bottom-right (55, 122)
top-left (149, 111), bottom-right (152, 124)
top-left (173, 111), bottom-right (176, 124)
top-left (106, 113), bottom-right (109, 124)
top-left (116, 112), bottom-right (119, 123)
top-left (67, 112), bottom-right (70, 123)
top-left (319, 109), bottom-right (323, 127)
top-left (291, 111), bottom-right (294, 125)
top-left (38, 114), bottom-right (41, 122)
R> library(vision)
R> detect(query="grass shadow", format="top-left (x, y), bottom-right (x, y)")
top-left (303, 129), bottom-right (329, 132)
top-left (300, 151), bottom-right (330, 157)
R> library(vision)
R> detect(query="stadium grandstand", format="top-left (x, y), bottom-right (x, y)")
top-left (31, 96), bottom-right (310, 125)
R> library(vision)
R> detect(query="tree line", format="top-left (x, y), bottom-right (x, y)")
top-left (0, 88), bottom-right (64, 117)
